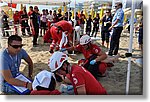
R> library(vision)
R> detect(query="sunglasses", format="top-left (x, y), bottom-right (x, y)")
top-left (114, 6), bottom-right (118, 8)
top-left (9, 44), bottom-right (23, 49)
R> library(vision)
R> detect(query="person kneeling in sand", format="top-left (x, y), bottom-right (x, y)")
top-left (60, 34), bottom-right (111, 79)
top-left (30, 70), bottom-right (61, 95)
top-left (48, 51), bottom-right (107, 95)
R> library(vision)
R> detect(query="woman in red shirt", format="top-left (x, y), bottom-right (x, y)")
top-left (13, 11), bottom-right (21, 35)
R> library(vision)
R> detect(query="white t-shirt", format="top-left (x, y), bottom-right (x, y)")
top-left (46, 14), bottom-right (54, 22)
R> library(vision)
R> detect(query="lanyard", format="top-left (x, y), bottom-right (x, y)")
top-left (6, 49), bottom-right (18, 68)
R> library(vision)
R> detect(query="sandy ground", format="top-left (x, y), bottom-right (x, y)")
top-left (0, 29), bottom-right (143, 95)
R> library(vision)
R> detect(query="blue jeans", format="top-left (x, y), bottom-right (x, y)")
top-left (1, 83), bottom-right (19, 95)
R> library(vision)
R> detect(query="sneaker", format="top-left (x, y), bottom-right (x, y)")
top-left (33, 45), bottom-right (37, 47)
top-left (49, 50), bottom-right (54, 54)
top-left (108, 53), bottom-right (113, 56)
top-left (33, 43), bottom-right (39, 47)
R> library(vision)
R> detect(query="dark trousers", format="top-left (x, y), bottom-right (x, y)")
top-left (92, 26), bottom-right (99, 37)
top-left (101, 30), bottom-right (110, 43)
top-left (86, 26), bottom-right (91, 36)
top-left (33, 26), bottom-right (39, 45)
top-left (83, 55), bottom-right (100, 79)
top-left (108, 27), bottom-right (123, 55)
top-left (21, 25), bottom-right (31, 35)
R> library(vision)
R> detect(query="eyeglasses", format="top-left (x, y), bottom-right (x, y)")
top-left (9, 44), bottom-right (23, 49)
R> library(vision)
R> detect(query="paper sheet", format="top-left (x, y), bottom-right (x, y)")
top-left (13, 74), bottom-right (31, 93)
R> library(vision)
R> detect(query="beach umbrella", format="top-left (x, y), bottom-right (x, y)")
top-left (126, 0), bottom-right (135, 94)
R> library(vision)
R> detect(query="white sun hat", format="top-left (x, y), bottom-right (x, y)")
top-left (32, 70), bottom-right (55, 90)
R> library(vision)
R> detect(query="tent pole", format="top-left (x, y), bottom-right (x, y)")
top-left (72, 0), bottom-right (76, 55)
top-left (68, 0), bottom-right (71, 21)
top-left (126, 0), bottom-right (135, 95)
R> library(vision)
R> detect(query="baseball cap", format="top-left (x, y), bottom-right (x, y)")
top-left (32, 70), bottom-right (55, 90)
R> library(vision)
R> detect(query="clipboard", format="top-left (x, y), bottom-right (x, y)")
top-left (4, 73), bottom-right (32, 95)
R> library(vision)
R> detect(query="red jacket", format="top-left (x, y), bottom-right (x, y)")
top-left (43, 29), bottom-right (52, 43)
top-left (13, 13), bottom-right (20, 24)
top-left (30, 90), bottom-right (61, 95)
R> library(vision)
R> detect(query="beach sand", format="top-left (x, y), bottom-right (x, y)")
top-left (0, 30), bottom-right (143, 95)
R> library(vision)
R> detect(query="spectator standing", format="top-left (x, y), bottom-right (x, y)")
top-left (1, 10), bottom-right (9, 37)
top-left (100, 10), bottom-right (112, 48)
top-left (91, 13), bottom-right (100, 37)
top-left (86, 15), bottom-right (92, 36)
top-left (30, 6), bottom-right (40, 47)
top-left (79, 10), bottom-right (86, 35)
top-left (13, 11), bottom-right (21, 35)
top-left (108, 2), bottom-right (124, 56)
top-left (20, 9), bottom-right (31, 36)
top-left (40, 9), bottom-right (47, 37)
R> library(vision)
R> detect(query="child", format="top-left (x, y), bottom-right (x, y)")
top-left (30, 70), bottom-right (61, 95)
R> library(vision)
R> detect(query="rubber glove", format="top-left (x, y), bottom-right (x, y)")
top-left (90, 60), bottom-right (96, 65)
top-left (60, 48), bottom-right (67, 52)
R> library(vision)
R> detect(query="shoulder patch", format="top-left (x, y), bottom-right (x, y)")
top-left (73, 77), bottom-right (78, 85)
top-left (94, 49), bottom-right (99, 53)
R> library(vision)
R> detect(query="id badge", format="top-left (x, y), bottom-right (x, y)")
top-left (104, 22), bottom-right (107, 26)
top-left (97, 24), bottom-right (99, 27)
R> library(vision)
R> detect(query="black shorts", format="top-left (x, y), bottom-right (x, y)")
top-left (40, 21), bottom-right (47, 28)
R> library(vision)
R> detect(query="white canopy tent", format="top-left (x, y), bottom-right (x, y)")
top-left (1, 0), bottom-right (70, 5)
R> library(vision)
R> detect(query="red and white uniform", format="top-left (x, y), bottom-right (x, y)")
top-left (30, 90), bottom-right (61, 95)
top-left (43, 29), bottom-right (52, 43)
top-left (49, 20), bottom-right (73, 51)
top-left (75, 43), bottom-right (107, 75)
top-left (69, 65), bottom-right (107, 95)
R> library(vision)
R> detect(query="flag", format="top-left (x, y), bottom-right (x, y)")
top-left (64, 6), bottom-right (67, 14)
top-left (8, 3), bottom-right (17, 8)
top-left (90, 9), bottom-right (94, 19)
top-left (20, 4), bottom-right (23, 11)
top-left (100, 8), bottom-right (104, 19)
top-left (94, 11), bottom-right (96, 18)
top-left (84, 9), bottom-right (88, 19)
top-left (72, 9), bottom-right (74, 19)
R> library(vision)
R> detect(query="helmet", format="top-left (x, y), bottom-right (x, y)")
top-left (75, 26), bottom-right (81, 33)
top-left (68, 21), bottom-right (72, 26)
top-left (48, 52), bottom-right (68, 72)
top-left (80, 34), bottom-right (91, 45)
